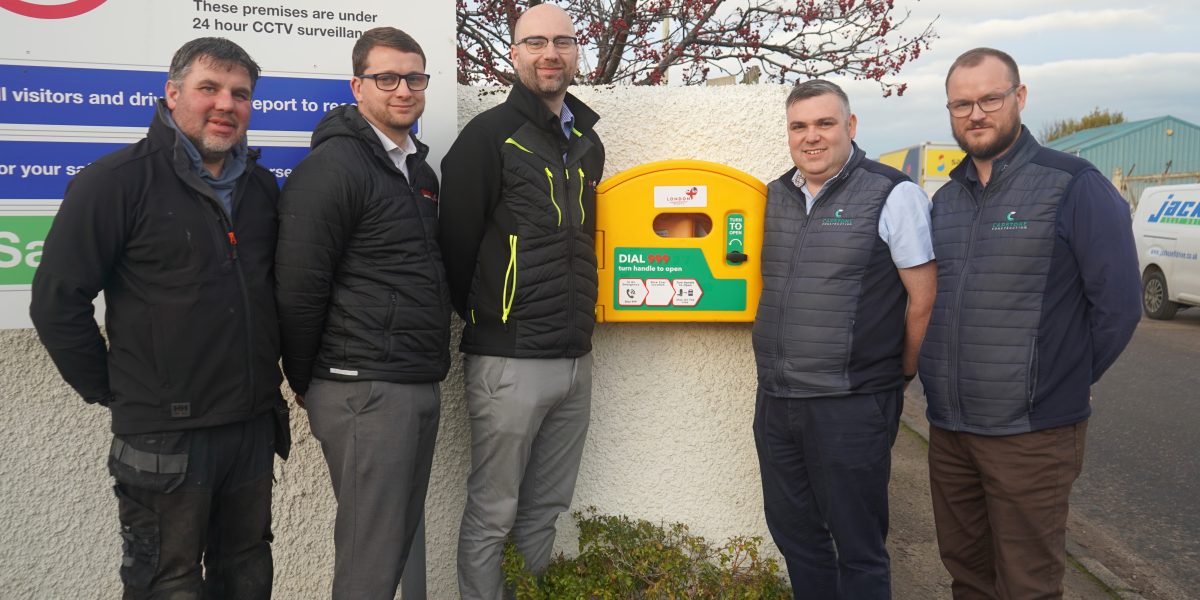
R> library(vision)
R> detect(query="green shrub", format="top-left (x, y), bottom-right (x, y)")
top-left (502, 507), bottom-right (792, 599)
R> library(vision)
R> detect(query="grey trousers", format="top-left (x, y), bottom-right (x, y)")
top-left (457, 354), bottom-right (592, 600)
top-left (306, 378), bottom-right (440, 600)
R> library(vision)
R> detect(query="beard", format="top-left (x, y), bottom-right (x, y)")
top-left (953, 115), bottom-right (1021, 162)
top-left (360, 100), bottom-right (422, 139)
top-left (376, 110), bottom-right (418, 132)
top-left (518, 58), bottom-right (575, 98)
top-left (187, 112), bottom-right (243, 163)
top-left (192, 134), bottom-right (238, 163)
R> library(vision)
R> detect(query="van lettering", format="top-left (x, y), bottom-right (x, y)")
top-left (1148, 202), bottom-right (1168, 223)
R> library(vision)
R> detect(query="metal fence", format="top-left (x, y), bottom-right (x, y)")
top-left (1111, 169), bottom-right (1200, 209)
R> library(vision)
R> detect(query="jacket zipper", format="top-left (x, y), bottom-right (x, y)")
top-left (205, 185), bottom-right (256, 411)
top-left (564, 162), bottom-right (577, 351)
top-left (948, 173), bottom-right (1007, 429)
top-left (401, 163), bottom-right (451, 350)
top-left (501, 234), bottom-right (518, 324)
top-left (544, 167), bottom-right (561, 227)
top-left (576, 167), bottom-right (586, 225)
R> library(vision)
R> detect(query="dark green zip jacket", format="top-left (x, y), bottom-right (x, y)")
top-left (439, 81), bottom-right (605, 357)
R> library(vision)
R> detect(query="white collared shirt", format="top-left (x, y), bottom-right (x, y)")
top-left (367, 121), bottom-right (417, 180)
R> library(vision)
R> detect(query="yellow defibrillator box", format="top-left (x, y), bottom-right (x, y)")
top-left (595, 160), bottom-right (766, 323)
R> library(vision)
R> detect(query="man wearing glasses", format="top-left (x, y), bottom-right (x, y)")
top-left (919, 47), bottom-right (1141, 598)
top-left (275, 27), bottom-right (451, 598)
top-left (438, 4), bottom-right (605, 598)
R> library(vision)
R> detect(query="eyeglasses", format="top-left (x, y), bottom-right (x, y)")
top-left (513, 35), bottom-right (578, 53)
top-left (946, 84), bottom-right (1019, 118)
top-left (359, 72), bottom-right (431, 92)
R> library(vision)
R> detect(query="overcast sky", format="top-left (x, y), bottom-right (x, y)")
top-left (822, 0), bottom-right (1200, 154)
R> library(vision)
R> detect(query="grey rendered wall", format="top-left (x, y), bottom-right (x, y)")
top-left (0, 83), bottom-right (795, 598)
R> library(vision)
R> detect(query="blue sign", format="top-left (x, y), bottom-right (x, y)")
top-left (0, 141), bottom-right (125, 198)
top-left (258, 146), bottom-right (312, 185)
top-left (0, 64), bottom-right (352, 132)
top-left (0, 140), bottom-right (311, 198)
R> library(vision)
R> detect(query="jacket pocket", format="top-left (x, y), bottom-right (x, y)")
top-left (576, 167), bottom-right (587, 226)
top-left (841, 318), bottom-right (856, 378)
top-left (113, 484), bottom-right (160, 591)
top-left (107, 431), bottom-right (190, 493)
top-left (1025, 335), bottom-right (1039, 411)
top-left (543, 167), bottom-right (561, 227)
top-left (501, 234), bottom-right (518, 324)
top-left (383, 291), bottom-right (399, 361)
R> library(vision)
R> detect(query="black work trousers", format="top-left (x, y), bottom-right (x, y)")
top-left (108, 411), bottom-right (276, 600)
top-left (754, 388), bottom-right (903, 600)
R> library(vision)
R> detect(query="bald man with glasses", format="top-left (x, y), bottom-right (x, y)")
top-left (439, 4), bottom-right (606, 598)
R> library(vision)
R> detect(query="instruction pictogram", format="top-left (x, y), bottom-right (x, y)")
top-left (672, 279), bottom-right (702, 306)
top-left (645, 278), bottom-right (674, 306)
top-left (618, 278), bottom-right (647, 306)
top-left (616, 277), bottom-right (705, 307)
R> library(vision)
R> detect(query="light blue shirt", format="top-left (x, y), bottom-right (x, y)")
top-left (792, 157), bottom-right (934, 269)
top-left (558, 102), bottom-right (574, 163)
top-left (559, 102), bottom-right (575, 140)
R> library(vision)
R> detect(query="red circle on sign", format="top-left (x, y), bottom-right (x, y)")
top-left (0, 0), bottom-right (107, 19)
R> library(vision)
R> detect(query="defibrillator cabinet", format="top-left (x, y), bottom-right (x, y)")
top-left (595, 160), bottom-right (766, 323)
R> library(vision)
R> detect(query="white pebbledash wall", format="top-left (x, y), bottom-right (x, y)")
top-left (0, 83), bottom-right (797, 598)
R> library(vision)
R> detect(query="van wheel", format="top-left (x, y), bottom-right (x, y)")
top-left (1143, 270), bottom-right (1178, 320)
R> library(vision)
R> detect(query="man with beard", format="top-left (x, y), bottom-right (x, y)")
top-left (31, 37), bottom-right (285, 598)
top-left (438, 4), bottom-right (604, 597)
top-left (275, 27), bottom-right (451, 598)
top-left (919, 47), bottom-right (1141, 598)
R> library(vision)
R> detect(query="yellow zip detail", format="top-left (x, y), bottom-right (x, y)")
top-left (501, 235), bottom-right (518, 324)
top-left (469, 309), bottom-right (476, 325)
top-left (571, 127), bottom-right (583, 138)
top-left (504, 138), bottom-right (533, 153)
top-left (544, 167), bottom-right (561, 227)
top-left (577, 167), bottom-right (586, 225)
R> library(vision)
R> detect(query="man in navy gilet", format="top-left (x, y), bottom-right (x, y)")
top-left (919, 48), bottom-right (1141, 599)
top-left (752, 80), bottom-right (937, 599)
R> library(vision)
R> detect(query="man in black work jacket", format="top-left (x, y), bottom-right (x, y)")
top-left (31, 38), bottom-right (285, 599)
top-left (274, 27), bottom-right (451, 599)
top-left (438, 5), bottom-right (604, 598)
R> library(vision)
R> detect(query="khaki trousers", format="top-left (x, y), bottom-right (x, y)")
top-left (928, 421), bottom-right (1087, 600)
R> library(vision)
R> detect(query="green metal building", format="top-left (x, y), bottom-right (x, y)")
top-left (1043, 115), bottom-right (1200, 206)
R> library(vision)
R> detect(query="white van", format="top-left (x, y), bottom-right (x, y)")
top-left (1133, 184), bottom-right (1200, 319)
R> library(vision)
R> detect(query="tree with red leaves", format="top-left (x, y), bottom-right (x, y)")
top-left (457, 0), bottom-right (936, 96)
